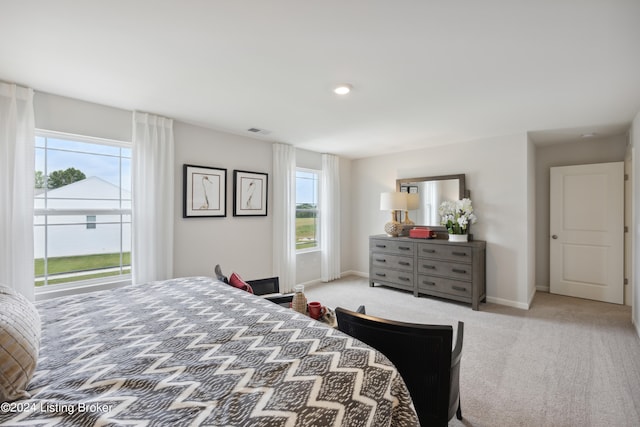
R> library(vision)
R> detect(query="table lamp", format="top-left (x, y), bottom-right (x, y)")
top-left (380, 192), bottom-right (407, 237)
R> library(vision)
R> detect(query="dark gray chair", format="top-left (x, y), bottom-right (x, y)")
top-left (247, 276), bottom-right (293, 307)
top-left (335, 307), bottom-right (463, 427)
top-left (214, 265), bottom-right (293, 307)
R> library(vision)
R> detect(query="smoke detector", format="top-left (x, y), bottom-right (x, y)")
top-left (247, 127), bottom-right (271, 135)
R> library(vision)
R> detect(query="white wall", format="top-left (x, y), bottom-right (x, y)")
top-left (351, 133), bottom-right (533, 308)
top-left (173, 122), bottom-right (273, 280)
top-left (527, 136), bottom-right (537, 305)
top-left (631, 111), bottom-right (640, 336)
top-left (33, 91), bottom-right (354, 288)
top-left (34, 92), bottom-right (131, 142)
top-left (534, 135), bottom-right (628, 296)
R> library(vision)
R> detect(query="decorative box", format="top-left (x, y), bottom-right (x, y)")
top-left (409, 227), bottom-right (432, 239)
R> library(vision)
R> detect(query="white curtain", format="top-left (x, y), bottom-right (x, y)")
top-left (320, 153), bottom-right (341, 282)
top-left (0, 83), bottom-right (35, 300)
top-left (132, 112), bottom-right (174, 284)
top-left (272, 143), bottom-right (296, 293)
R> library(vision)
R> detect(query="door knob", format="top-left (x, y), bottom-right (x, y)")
top-left (552, 235), bottom-right (558, 239)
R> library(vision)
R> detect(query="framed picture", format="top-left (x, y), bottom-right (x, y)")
top-left (233, 170), bottom-right (268, 216)
top-left (400, 184), bottom-right (419, 193)
top-left (183, 164), bottom-right (226, 217)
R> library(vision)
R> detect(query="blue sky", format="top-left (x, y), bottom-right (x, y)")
top-left (36, 136), bottom-right (131, 191)
top-left (296, 170), bottom-right (317, 205)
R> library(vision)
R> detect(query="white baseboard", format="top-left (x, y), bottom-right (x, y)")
top-left (536, 285), bottom-right (550, 292)
top-left (301, 270), bottom-right (368, 289)
top-left (298, 278), bottom-right (323, 288)
top-left (486, 296), bottom-right (530, 310)
top-left (343, 270), bottom-right (368, 278)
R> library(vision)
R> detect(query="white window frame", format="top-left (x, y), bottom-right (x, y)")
top-left (34, 130), bottom-right (132, 298)
top-left (295, 167), bottom-right (321, 253)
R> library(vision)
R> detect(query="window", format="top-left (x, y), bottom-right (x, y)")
top-left (296, 169), bottom-right (320, 251)
top-left (34, 131), bottom-right (132, 288)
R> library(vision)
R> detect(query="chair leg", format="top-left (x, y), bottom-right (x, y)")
top-left (456, 398), bottom-right (462, 420)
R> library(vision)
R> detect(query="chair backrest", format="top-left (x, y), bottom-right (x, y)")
top-left (335, 307), bottom-right (453, 426)
top-left (449, 321), bottom-right (464, 421)
top-left (247, 277), bottom-right (280, 296)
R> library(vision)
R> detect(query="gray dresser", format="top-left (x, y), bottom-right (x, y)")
top-left (369, 235), bottom-right (486, 310)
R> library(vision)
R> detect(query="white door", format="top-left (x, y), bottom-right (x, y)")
top-left (550, 162), bottom-right (624, 304)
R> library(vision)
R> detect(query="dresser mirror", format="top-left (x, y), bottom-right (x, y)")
top-left (396, 174), bottom-right (468, 229)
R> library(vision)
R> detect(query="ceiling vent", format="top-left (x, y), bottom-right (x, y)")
top-left (247, 127), bottom-right (271, 135)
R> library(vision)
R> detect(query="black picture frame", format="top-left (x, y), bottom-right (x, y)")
top-left (183, 164), bottom-right (227, 218)
top-left (233, 170), bottom-right (268, 216)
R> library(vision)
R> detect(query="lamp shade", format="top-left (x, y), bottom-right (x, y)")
top-left (406, 193), bottom-right (420, 210)
top-left (380, 192), bottom-right (407, 211)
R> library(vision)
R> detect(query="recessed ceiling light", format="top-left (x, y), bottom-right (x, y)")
top-left (333, 84), bottom-right (352, 95)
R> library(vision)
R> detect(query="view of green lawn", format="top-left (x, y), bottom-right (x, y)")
top-left (296, 217), bottom-right (318, 250)
top-left (35, 217), bottom-right (315, 286)
top-left (35, 252), bottom-right (131, 286)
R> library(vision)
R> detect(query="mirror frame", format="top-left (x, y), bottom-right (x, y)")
top-left (395, 174), bottom-right (468, 232)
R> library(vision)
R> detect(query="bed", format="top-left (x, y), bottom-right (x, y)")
top-left (0, 277), bottom-right (418, 426)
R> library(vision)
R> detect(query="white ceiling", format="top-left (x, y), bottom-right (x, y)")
top-left (2, 1), bottom-right (639, 159)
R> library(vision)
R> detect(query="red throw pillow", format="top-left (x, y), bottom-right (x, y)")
top-left (229, 272), bottom-right (254, 294)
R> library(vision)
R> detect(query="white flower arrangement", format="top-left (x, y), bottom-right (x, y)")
top-left (439, 198), bottom-right (478, 235)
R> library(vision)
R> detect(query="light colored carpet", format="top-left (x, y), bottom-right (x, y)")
top-left (304, 276), bottom-right (640, 427)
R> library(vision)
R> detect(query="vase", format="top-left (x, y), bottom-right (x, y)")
top-left (448, 233), bottom-right (468, 242)
top-left (291, 285), bottom-right (307, 314)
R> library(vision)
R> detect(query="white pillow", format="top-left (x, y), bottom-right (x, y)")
top-left (0, 285), bottom-right (41, 402)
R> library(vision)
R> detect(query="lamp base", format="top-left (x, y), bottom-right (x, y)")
top-left (384, 220), bottom-right (403, 237)
top-left (403, 210), bottom-right (414, 226)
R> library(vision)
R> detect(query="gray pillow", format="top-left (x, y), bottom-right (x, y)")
top-left (0, 285), bottom-right (41, 402)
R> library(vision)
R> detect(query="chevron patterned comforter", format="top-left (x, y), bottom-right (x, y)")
top-left (1, 277), bottom-right (418, 426)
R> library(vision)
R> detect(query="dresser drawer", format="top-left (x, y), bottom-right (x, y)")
top-left (370, 239), bottom-right (415, 256)
top-left (417, 275), bottom-right (472, 297)
top-left (371, 253), bottom-right (414, 272)
top-left (370, 267), bottom-right (414, 290)
top-left (418, 242), bottom-right (471, 263)
top-left (417, 259), bottom-right (472, 281)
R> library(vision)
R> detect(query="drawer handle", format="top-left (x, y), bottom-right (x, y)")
top-left (452, 268), bottom-right (467, 274)
top-left (422, 248), bottom-right (436, 253)
top-left (422, 280), bottom-right (436, 286)
top-left (452, 285), bottom-right (467, 292)
top-left (452, 251), bottom-right (467, 256)
top-left (375, 258), bottom-right (387, 262)
top-left (399, 246), bottom-right (411, 251)
top-left (399, 276), bottom-right (410, 282)
top-left (376, 244), bottom-right (387, 248)
top-left (375, 272), bottom-right (387, 277)
top-left (398, 261), bottom-right (411, 266)
top-left (422, 265), bottom-right (436, 269)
